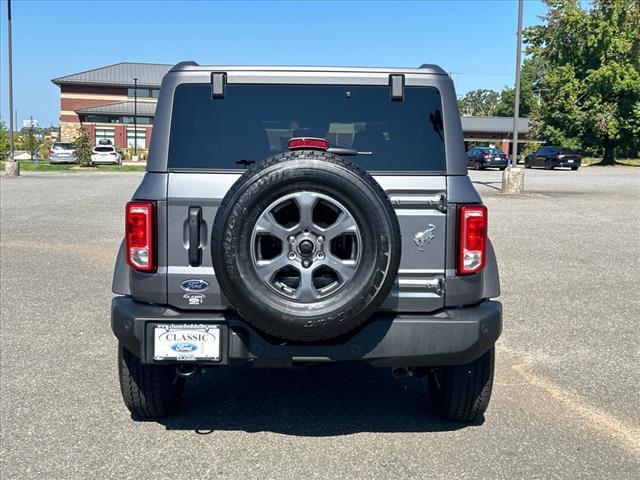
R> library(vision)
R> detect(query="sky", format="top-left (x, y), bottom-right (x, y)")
top-left (0, 0), bottom-right (547, 128)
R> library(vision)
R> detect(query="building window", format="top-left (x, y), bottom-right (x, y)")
top-left (127, 88), bottom-right (159, 98)
top-left (81, 114), bottom-right (153, 125)
top-left (128, 87), bottom-right (150, 98)
top-left (85, 114), bottom-right (111, 123)
top-left (127, 128), bottom-right (146, 149)
top-left (122, 116), bottom-right (151, 125)
top-left (95, 127), bottom-right (115, 146)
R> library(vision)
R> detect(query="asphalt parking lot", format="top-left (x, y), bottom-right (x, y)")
top-left (1, 167), bottom-right (639, 479)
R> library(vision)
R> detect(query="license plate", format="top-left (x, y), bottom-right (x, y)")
top-left (568, 159), bottom-right (574, 163)
top-left (58, 153), bottom-right (69, 157)
top-left (154, 324), bottom-right (220, 361)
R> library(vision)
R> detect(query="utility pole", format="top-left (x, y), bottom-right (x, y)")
top-left (501, 0), bottom-right (524, 193)
top-left (5, 0), bottom-right (19, 176)
top-left (133, 77), bottom-right (138, 158)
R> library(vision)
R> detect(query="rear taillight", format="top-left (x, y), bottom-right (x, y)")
top-left (110, 152), bottom-right (117, 156)
top-left (49, 149), bottom-right (54, 156)
top-left (483, 154), bottom-right (490, 159)
top-left (125, 201), bottom-right (155, 272)
top-left (288, 137), bottom-right (328, 150)
top-left (457, 204), bottom-right (487, 275)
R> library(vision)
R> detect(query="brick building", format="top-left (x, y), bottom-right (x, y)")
top-left (52, 63), bottom-right (171, 151)
top-left (461, 116), bottom-right (536, 156)
top-left (53, 62), bottom-right (535, 155)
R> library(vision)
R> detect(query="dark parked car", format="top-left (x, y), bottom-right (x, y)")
top-left (524, 146), bottom-right (581, 170)
top-left (466, 147), bottom-right (508, 170)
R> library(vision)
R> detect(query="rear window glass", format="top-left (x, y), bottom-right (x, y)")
top-left (54, 143), bottom-right (74, 149)
top-left (168, 84), bottom-right (445, 171)
top-left (486, 148), bottom-right (503, 155)
top-left (94, 147), bottom-right (114, 152)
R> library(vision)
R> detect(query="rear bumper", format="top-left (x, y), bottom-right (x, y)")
top-left (91, 157), bottom-right (119, 165)
top-left (49, 155), bottom-right (78, 164)
top-left (555, 159), bottom-right (581, 168)
top-left (111, 297), bottom-right (502, 368)
top-left (481, 160), bottom-right (508, 168)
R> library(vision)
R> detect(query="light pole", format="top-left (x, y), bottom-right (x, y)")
top-left (501, 0), bottom-right (524, 193)
top-left (5, 0), bottom-right (19, 176)
top-left (133, 77), bottom-right (138, 158)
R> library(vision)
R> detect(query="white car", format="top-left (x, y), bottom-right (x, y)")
top-left (91, 146), bottom-right (122, 165)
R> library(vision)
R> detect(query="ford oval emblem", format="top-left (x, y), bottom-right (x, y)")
top-left (171, 342), bottom-right (198, 353)
top-left (180, 279), bottom-right (210, 292)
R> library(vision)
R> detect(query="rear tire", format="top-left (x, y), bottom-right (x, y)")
top-left (571, 166), bottom-right (578, 171)
top-left (118, 344), bottom-right (185, 419)
top-left (475, 161), bottom-right (484, 171)
top-left (544, 159), bottom-right (554, 170)
top-left (429, 348), bottom-right (494, 422)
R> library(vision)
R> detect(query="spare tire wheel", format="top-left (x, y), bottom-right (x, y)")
top-left (212, 150), bottom-right (401, 342)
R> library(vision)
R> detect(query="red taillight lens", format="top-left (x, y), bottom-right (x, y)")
top-left (457, 204), bottom-right (487, 275)
top-left (49, 150), bottom-right (54, 155)
top-left (483, 154), bottom-right (490, 159)
top-left (288, 137), bottom-right (328, 150)
top-left (110, 152), bottom-right (117, 156)
top-left (125, 201), bottom-right (155, 272)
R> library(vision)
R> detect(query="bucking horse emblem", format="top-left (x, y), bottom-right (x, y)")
top-left (413, 224), bottom-right (436, 252)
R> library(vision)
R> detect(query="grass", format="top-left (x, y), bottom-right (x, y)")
top-left (1, 160), bottom-right (146, 173)
top-left (581, 157), bottom-right (640, 167)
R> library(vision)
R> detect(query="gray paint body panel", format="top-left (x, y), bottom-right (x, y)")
top-left (165, 173), bottom-right (448, 312)
top-left (115, 63), bottom-right (500, 316)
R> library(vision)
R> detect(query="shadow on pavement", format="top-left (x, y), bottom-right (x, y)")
top-left (158, 363), bottom-right (475, 436)
top-left (472, 180), bottom-right (502, 191)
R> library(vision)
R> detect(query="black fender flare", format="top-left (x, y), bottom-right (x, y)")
top-left (481, 239), bottom-right (500, 299)
top-left (112, 240), bottom-right (131, 295)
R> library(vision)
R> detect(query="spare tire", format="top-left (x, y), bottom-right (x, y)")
top-left (212, 150), bottom-right (401, 342)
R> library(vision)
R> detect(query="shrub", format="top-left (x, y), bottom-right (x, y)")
top-left (74, 128), bottom-right (93, 167)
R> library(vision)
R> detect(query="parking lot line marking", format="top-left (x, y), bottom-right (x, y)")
top-left (512, 363), bottom-right (640, 458)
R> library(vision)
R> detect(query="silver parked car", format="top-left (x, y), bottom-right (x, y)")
top-left (91, 145), bottom-right (122, 165)
top-left (49, 142), bottom-right (78, 164)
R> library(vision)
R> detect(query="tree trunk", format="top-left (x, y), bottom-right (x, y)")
top-left (601, 137), bottom-right (615, 165)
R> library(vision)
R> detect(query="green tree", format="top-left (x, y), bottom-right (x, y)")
top-left (39, 137), bottom-right (52, 160)
top-left (458, 89), bottom-right (501, 116)
top-left (525, 0), bottom-right (640, 164)
top-left (23, 129), bottom-right (40, 161)
top-left (494, 57), bottom-right (541, 117)
top-left (74, 127), bottom-right (93, 167)
top-left (0, 121), bottom-right (9, 161)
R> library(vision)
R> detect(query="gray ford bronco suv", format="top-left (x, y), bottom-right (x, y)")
top-left (112, 62), bottom-right (502, 422)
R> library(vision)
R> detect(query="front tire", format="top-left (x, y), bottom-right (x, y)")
top-left (429, 348), bottom-right (495, 422)
top-left (118, 344), bottom-right (185, 419)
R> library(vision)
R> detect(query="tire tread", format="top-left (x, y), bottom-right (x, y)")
top-left (118, 345), bottom-right (184, 419)
top-left (432, 348), bottom-right (494, 422)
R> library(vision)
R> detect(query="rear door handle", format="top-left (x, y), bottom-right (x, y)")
top-left (188, 207), bottom-right (202, 267)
